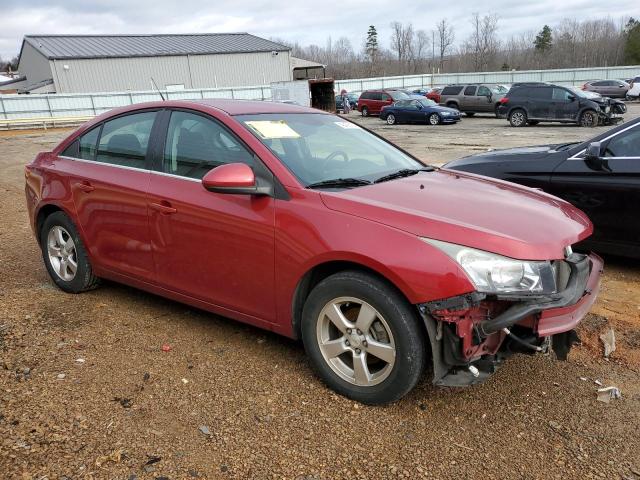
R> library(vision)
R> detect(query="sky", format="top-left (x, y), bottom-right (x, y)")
top-left (0, 0), bottom-right (635, 60)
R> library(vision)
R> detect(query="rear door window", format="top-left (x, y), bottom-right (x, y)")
top-left (441, 86), bottom-right (464, 95)
top-left (529, 87), bottom-right (553, 100)
top-left (477, 86), bottom-right (491, 96)
top-left (96, 112), bottom-right (157, 168)
top-left (464, 86), bottom-right (477, 95)
top-left (79, 127), bottom-right (100, 160)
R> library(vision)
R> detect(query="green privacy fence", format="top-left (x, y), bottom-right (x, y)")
top-left (1, 65), bottom-right (638, 120)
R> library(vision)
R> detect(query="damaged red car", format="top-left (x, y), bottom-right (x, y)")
top-left (25, 100), bottom-right (602, 404)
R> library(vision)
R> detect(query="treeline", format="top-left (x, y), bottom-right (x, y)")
top-left (0, 56), bottom-right (19, 73)
top-left (275, 15), bottom-right (640, 79)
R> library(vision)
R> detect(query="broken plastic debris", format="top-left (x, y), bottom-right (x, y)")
top-left (594, 379), bottom-right (603, 386)
top-left (597, 386), bottom-right (621, 403)
top-left (199, 425), bottom-right (211, 436)
top-left (161, 344), bottom-right (171, 352)
top-left (599, 328), bottom-right (616, 357)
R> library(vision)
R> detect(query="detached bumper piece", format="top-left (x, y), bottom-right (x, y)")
top-left (418, 252), bottom-right (603, 387)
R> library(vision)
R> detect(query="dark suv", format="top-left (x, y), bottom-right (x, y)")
top-left (358, 89), bottom-right (410, 116)
top-left (498, 84), bottom-right (620, 127)
top-left (439, 84), bottom-right (507, 117)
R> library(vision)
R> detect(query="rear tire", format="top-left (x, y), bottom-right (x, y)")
top-left (579, 110), bottom-right (598, 127)
top-left (428, 113), bottom-right (441, 125)
top-left (386, 114), bottom-right (396, 125)
top-left (465, 112), bottom-right (475, 117)
top-left (40, 211), bottom-right (99, 293)
top-left (527, 120), bottom-right (539, 126)
top-left (509, 109), bottom-right (527, 127)
top-left (494, 105), bottom-right (501, 118)
top-left (301, 271), bottom-right (426, 405)
top-left (446, 102), bottom-right (457, 110)
top-left (361, 106), bottom-right (369, 117)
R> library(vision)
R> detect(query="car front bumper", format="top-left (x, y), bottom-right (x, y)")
top-left (418, 252), bottom-right (603, 387)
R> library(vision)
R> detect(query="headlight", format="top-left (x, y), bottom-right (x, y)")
top-left (440, 111), bottom-right (451, 116)
top-left (422, 238), bottom-right (557, 294)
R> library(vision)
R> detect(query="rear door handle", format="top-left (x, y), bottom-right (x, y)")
top-left (149, 201), bottom-right (177, 214)
top-left (75, 181), bottom-right (95, 193)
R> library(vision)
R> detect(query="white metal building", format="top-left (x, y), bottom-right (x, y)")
top-left (17, 33), bottom-right (294, 94)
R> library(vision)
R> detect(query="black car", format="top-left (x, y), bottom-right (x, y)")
top-left (497, 84), bottom-right (622, 128)
top-left (444, 117), bottom-right (640, 257)
top-left (380, 98), bottom-right (461, 125)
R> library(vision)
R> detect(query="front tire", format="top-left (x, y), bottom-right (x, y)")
top-left (509, 109), bottom-right (527, 127)
top-left (386, 113), bottom-right (396, 125)
top-left (40, 211), bottom-right (99, 293)
top-left (428, 113), bottom-right (441, 125)
top-left (361, 106), bottom-right (369, 117)
top-left (579, 110), bottom-right (598, 127)
top-left (301, 271), bottom-right (426, 405)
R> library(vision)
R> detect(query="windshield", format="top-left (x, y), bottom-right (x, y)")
top-left (569, 87), bottom-right (593, 99)
top-left (238, 113), bottom-right (426, 186)
top-left (492, 85), bottom-right (508, 94)
top-left (417, 98), bottom-right (437, 107)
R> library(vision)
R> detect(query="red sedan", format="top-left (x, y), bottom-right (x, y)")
top-left (25, 99), bottom-right (602, 404)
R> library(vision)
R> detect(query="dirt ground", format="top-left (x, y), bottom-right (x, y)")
top-left (1, 108), bottom-right (640, 480)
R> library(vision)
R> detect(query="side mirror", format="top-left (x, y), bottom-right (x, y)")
top-left (416, 103), bottom-right (423, 110)
top-left (567, 95), bottom-right (576, 102)
top-left (202, 163), bottom-right (269, 195)
top-left (584, 142), bottom-right (611, 172)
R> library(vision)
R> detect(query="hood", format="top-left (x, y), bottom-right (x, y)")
top-left (432, 105), bottom-right (460, 114)
top-left (320, 170), bottom-right (592, 260)
top-left (444, 144), bottom-right (567, 168)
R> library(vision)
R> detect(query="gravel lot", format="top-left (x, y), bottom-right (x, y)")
top-left (1, 107), bottom-right (640, 479)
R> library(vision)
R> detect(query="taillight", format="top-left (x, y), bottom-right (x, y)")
top-left (499, 97), bottom-right (509, 104)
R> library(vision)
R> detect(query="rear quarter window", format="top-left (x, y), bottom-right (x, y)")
top-left (441, 86), bottom-right (464, 95)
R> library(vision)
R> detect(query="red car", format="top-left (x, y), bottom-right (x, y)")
top-left (25, 99), bottom-right (602, 404)
top-left (357, 89), bottom-right (410, 116)
top-left (426, 87), bottom-right (442, 104)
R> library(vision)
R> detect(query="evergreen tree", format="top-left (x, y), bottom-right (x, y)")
top-left (624, 18), bottom-right (640, 64)
top-left (365, 25), bottom-right (379, 64)
top-left (534, 25), bottom-right (553, 52)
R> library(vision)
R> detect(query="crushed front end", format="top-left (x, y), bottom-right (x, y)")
top-left (417, 250), bottom-right (603, 387)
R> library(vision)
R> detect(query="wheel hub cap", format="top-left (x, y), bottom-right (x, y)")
top-left (47, 226), bottom-right (78, 282)
top-left (316, 297), bottom-right (396, 387)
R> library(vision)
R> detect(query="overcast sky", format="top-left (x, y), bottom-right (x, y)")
top-left (0, 0), bottom-right (634, 59)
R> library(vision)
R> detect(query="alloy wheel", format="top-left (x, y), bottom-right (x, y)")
top-left (510, 111), bottom-right (525, 127)
top-left (386, 114), bottom-right (396, 125)
top-left (429, 113), bottom-right (440, 125)
top-left (316, 297), bottom-right (396, 387)
top-left (47, 226), bottom-right (78, 281)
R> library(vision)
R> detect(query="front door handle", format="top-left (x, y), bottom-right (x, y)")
top-left (75, 181), bottom-right (95, 193)
top-left (149, 201), bottom-right (177, 214)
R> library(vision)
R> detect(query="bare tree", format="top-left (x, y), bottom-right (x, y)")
top-left (436, 19), bottom-right (455, 71)
top-left (463, 13), bottom-right (500, 71)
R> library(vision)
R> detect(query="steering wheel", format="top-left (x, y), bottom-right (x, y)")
top-left (321, 150), bottom-right (350, 173)
top-left (325, 150), bottom-right (349, 163)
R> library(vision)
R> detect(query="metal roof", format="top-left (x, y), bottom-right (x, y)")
top-left (23, 33), bottom-right (290, 60)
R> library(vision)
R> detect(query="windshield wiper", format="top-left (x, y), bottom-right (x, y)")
top-left (306, 178), bottom-right (372, 189)
top-left (374, 168), bottom-right (432, 184)
top-left (555, 142), bottom-right (581, 151)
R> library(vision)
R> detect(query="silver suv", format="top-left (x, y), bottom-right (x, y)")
top-left (439, 84), bottom-right (508, 117)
